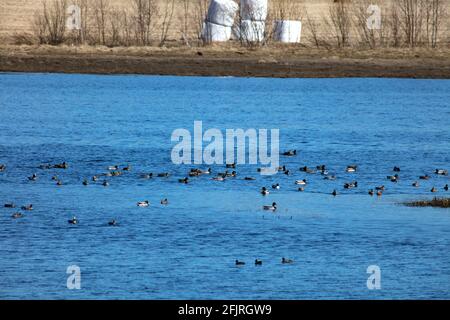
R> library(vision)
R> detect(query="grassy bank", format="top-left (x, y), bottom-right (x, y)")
top-left (1, 44), bottom-right (449, 78)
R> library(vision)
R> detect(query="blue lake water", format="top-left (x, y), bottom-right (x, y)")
top-left (0, 73), bottom-right (449, 299)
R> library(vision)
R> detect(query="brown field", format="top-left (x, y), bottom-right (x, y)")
top-left (1, 1), bottom-right (449, 78)
top-left (1, 0), bottom-right (449, 45)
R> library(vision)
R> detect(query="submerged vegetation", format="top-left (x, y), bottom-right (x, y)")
top-left (404, 197), bottom-right (450, 208)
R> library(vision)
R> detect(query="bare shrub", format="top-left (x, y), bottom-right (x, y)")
top-left (193, 0), bottom-right (210, 44)
top-left (323, 0), bottom-right (352, 48)
top-left (131, 0), bottom-right (158, 46)
top-left (92, 0), bottom-right (109, 45)
top-left (159, 0), bottom-right (176, 46)
top-left (33, 0), bottom-right (67, 45)
top-left (352, 0), bottom-right (389, 48)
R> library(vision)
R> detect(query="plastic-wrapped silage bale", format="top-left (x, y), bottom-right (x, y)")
top-left (239, 20), bottom-right (265, 42)
top-left (240, 0), bottom-right (268, 21)
top-left (202, 21), bottom-right (233, 42)
top-left (273, 20), bottom-right (302, 43)
top-left (207, 0), bottom-right (239, 27)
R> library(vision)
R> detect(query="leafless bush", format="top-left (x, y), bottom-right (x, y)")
top-left (273, 0), bottom-right (303, 21)
top-left (304, 7), bottom-right (324, 48)
top-left (92, 0), bottom-right (109, 45)
top-left (388, 1), bottom-right (402, 47)
top-left (323, 0), bottom-right (352, 48)
top-left (159, 0), bottom-right (176, 46)
top-left (422, 0), bottom-right (446, 47)
top-left (33, 0), bottom-right (67, 45)
top-left (131, 0), bottom-right (158, 46)
top-left (193, 0), bottom-right (209, 44)
top-left (352, 0), bottom-right (389, 48)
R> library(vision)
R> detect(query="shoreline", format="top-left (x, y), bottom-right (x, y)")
top-left (1, 45), bottom-right (450, 79)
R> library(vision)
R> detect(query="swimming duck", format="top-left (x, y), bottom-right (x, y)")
top-left (278, 165), bottom-right (287, 172)
top-left (160, 199), bottom-right (169, 205)
top-left (324, 175), bottom-right (336, 181)
top-left (295, 179), bottom-right (307, 185)
top-left (263, 202), bottom-right (277, 211)
top-left (21, 204), bottom-right (33, 211)
top-left (12, 212), bottom-right (23, 219)
top-left (301, 167), bottom-right (316, 174)
top-left (332, 189), bottom-right (337, 196)
top-left (284, 170), bottom-right (291, 175)
top-left (199, 168), bottom-right (212, 175)
top-left (346, 165), bottom-right (357, 173)
top-left (435, 169), bottom-right (448, 176)
top-left (282, 257), bottom-right (294, 264)
top-left (178, 177), bottom-right (189, 184)
top-left (261, 187), bottom-right (269, 196)
top-left (375, 185), bottom-right (385, 191)
top-left (56, 180), bottom-right (63, 186)
top-left (157, 173), bottom-right (170, 178)
top-left (28, 173), bottom-right (38, 181)
top-left (68, 216), bottom-right (78, 225)
top-left (82, 179), bottom-right (89, 186)
top-left (235, 260), bottom-right (245, 266)
top-left (255, 259), bottom-right (262, 266)
top-left (387, 174), bottom-right (399, 181)
top-left (412, 181), bottom-right (419, 187)
top-left (317, 165), bottom-right (327, 171)
top-left (213, 176), bottom-right (226, 181)
top-left (92, 175), bottom-right (99, 182)
top-left (108, 165), bottom-right (119, 171)
top-left (141, 173), bottom-right (153, 179)
top-left (111, 171), bottom-right (122, 177)
top-left (4, 203), bottom-right (15, 208)
top-left (188, 171), bottom-right (200, 177)
top-left (54, 162), bottom-right (68, 169)
top-left (344, 181), bottom-right (358, 189)
top-left (419, 175), bottom-right (430, 180)
top-left (431, 187), bottom-right (438, 193)
top-left (102, 180), bottom-right (109, 187)
top-left (393, 166), bottom-right (401, 172)
top-left (272, 183), bottom-right (280, 190)
top-left (377, 190), bottom-right (383, 197)
top-left (444, 184), bottom-right (449, 191)
top-left (108, 219), bottom-right (118, 226)
top-left (368, 189), bottom-right (374, 196)
top-left (244, 177), bottom-right (256, 181)
top-left (137, 201), bottom-right (150, 207)
top-left (282, 150), bottom-right (297, 156)
top-left (0, 164), bottom-right (6, 172)
top-left (225, 171), bottom-right (237, 177)
top-left (123, 165), bottom-right (131, 171)
top-left (51, 175), bottom-right (59, 181)
top-left (226, 163), bottom-right (236, 169)
top-left (298, 187), bottom-right (305, 192)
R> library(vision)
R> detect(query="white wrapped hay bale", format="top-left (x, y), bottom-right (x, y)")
top-left (273, 20), bottom-right (302, 43)
top-left (202, 21), bottom-right (233, 42)
top-left (239, 20), bottom-right (265, 42)
top-left (207, 0), bottom-right (239, 27)
top-left (240, 0), bottom-right (268, 21)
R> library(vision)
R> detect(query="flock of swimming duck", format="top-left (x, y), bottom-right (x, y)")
top-left (1, 150), bottom-right (449, 223)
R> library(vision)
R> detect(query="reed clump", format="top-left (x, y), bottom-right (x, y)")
top-left (404, 197), bottom-right (450, 208)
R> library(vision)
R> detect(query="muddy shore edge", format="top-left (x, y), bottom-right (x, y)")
top-left (1, 46), bottom-right (450, 78)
